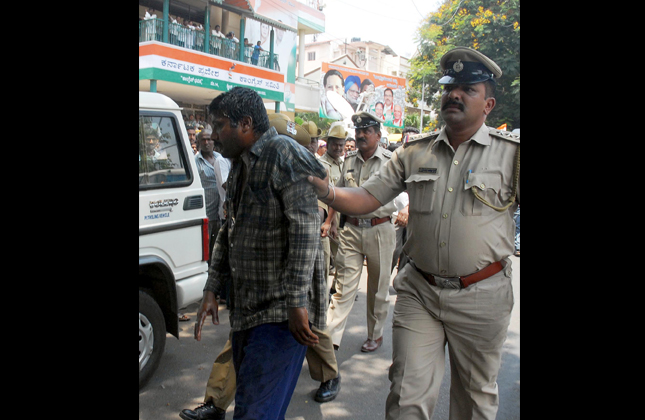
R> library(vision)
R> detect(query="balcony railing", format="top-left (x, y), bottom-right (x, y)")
top-left (139, 19), bottom-right (278, 70)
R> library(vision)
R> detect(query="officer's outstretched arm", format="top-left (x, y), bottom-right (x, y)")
top-left (307, 175), bottom-right (381, 216)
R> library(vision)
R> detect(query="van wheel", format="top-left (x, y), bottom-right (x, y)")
top-left (139, 290), bottom-right (166, 389)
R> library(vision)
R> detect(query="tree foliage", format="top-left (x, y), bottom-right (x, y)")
top-left (408, 0), bottom-right (520, 130)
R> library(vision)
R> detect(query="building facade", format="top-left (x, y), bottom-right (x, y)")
top-left (139, 0), bottom-right (326, 119)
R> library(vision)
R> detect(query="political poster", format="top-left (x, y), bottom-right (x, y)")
top-left (319, 62), bottom-right (407, 128)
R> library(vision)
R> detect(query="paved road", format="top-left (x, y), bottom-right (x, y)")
top-left (139, 255), bottom-right (519, 419)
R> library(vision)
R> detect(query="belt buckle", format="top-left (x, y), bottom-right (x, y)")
top-left (434, 276), bottom-right (461, 289)
top-left (357, 218), bottom-right (372, 228)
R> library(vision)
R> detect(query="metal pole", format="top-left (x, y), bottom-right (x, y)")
top-left (269, 28), bottom-right (275, 70)
top-left (204, 4), bottom-right (210, 54)
top-left (162, 0), bottom-right (169, 43)
top-left (238, 18), bottom-right (245, 62)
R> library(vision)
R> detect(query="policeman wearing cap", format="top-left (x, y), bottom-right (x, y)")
top-left (268, 113), bottom-right (343, 403)
top-left (308, 47), bottom-right (519, 420)
top-left (302, 120), bottom-right (323, 155)
top-left (319, 123), bottom-right (348, 284)
top-left (325, 111), bottom-right (397, 354)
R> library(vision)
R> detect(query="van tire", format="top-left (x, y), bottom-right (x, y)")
top-left (139, 290), bottom-right (166, 389)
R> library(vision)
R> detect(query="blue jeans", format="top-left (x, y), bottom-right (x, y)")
top-left (232, 322), bottom-right (307, 420)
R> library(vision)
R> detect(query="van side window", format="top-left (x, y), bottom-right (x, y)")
top-left (139, 114), bottom-right (190, 187)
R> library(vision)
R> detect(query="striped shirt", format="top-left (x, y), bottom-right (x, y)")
top-left (194, 152), bottom-right (221, 235)
top-left (204, 127), bottom-right (329, 332)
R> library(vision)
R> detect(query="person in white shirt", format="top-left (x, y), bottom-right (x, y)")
top-left (185, 19), bottom-right (195, 50)
top-left (211, 24), bottom-right (225, 38)
top-left (169, 15), bottom-right (180, 45)
top-left (210, 24), bottom-right (224, 55)
top-left (227, 31), bottom-right (239, 43)
top-left (143, 9), bottom-right (157, 41)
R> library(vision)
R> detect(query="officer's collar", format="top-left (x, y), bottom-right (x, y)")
top-left (433, 123), bottom-right (491, 151)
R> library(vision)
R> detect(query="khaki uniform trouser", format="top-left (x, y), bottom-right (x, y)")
top-left (386, 260), bottom-right (514, 420)
top-left (204, 327), bottom-right (338, 408)
top-left (321, 236), bottom-right (333, 292)
top-left (327, 221), bottom-right (396, 347)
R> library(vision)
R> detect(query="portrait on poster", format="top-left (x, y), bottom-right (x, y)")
top-left (319, 62), bottom-right (406, 128)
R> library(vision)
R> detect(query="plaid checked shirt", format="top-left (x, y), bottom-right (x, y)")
top-left (204, 127), bottom-right (329, 332)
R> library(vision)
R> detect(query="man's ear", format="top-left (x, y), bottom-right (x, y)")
top-left (483, 97), bottom-right (496, 116)
top-left (239, 115), bottom-right (253, 133)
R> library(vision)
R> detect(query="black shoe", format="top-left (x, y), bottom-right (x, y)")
top-left (179, 402), bottom-right (226, 420)
top-left (314, 374), bottom-right (341, 403)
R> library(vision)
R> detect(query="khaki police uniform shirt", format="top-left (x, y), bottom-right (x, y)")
top-left (339, 145), bottom-right (397, 219)
top-left (318, 151), bottom-right (343, 217)
top-left (320, 151), bottom-right (343, 187)
top-left (362, 123), bottom-right (520, 277)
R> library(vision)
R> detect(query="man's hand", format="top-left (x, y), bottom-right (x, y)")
top-left (321, 220), bottom-right (332, 238)
top-left (307, 174), bottom-right (331, 200)
top-left (394, 205), bottom-right (409, 228)
top-left (288, 307), bottom-right (319, 347)
top-left (194, 290), bottom-right (220, 341)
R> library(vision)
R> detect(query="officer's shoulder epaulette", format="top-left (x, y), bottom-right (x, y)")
top-left (403, 131), bottom-right (440, 148)
top-left (381, 148), bottom-right (392, 159)
top-left (488, 127), bottom-right (520, 144)
top-left (345, 149), bottom-right (359, 158)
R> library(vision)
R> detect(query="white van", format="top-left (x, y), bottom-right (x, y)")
top-left (139, 92), bottom-right (209, 389)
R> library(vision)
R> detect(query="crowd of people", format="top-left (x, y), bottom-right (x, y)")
top-left (141, 8), bottom-right (274, 67)
top-left (164, 46), bottom-right (519, 420)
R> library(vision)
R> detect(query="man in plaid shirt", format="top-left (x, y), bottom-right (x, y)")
top-left (194, 87), bottom-right (328, 419)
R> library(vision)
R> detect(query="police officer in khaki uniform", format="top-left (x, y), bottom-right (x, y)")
top-left (308, 47), bottom-right (519, 420)
top-left (303, 120), bottom-right (323, 156)
top-left (302, 120), bottom-right (334, 286)
top-left (268, 115), bottom-right (341, 403)
top-left (319, 123), bottom-right (347, 282)
top-left (326, 111), bottom-right (397, 353)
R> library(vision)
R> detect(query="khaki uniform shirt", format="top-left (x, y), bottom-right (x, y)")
top-left (362, 123), bottom-right (520, 277)
top-left (339, 145), bottom-right (397, 219)
top-left (320, 151), bottom-right (343, 187)
top-left (318, 151), bottom-right (344, 218)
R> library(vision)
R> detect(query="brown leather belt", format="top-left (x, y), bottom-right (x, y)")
top-left (413, 261), bottom-right (504, 289)
top-left (345, 216), bottom-right (391, 228)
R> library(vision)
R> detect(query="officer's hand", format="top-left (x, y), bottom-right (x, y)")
top-left (395, 205), bottom-right (409, 228)
top-left (307, 175), bottom-right (331, 200)
top-left (329, 223), bottom-right (338, 239)
top-left (321, 220), bottom-right (332, 237)
top-left (288, 307), bottom-right (319, 347)
top-left (194, 291), bottom-right (219, 341)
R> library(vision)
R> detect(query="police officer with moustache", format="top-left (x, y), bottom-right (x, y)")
top-left (325, 111), bottom-right (397, 353)
top-left (308, 47), bottom-right (519, 420)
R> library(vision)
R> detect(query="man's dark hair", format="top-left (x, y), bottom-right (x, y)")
top-left (208, 87), bottom-right (269, 135)
top-left (323, 69), bottom-right (344, 88)
top-left (484, 80), bottom-right (496, 99)
top-left (401, 126), bottom-right (419, 135)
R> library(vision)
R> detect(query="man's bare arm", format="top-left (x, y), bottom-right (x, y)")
top-left (307, 175), bottom-right (382, 216)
